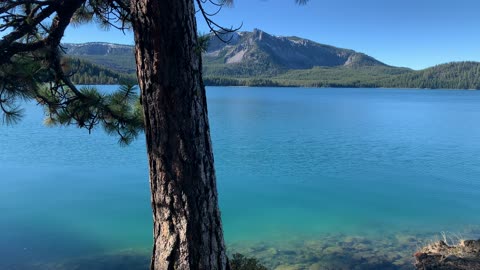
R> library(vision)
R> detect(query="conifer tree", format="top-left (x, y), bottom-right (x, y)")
top-left (0, 1), bottom-right (307, 269)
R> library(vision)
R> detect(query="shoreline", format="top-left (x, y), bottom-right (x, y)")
top-left (74, 83), bottom-right (480, 91)
top-left (5, 230), bottom-right (479, 270)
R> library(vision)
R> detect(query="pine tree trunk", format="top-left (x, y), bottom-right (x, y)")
top-left (130, 0), bottom-right (229, 269)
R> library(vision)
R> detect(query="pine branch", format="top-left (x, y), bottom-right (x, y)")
top-left (0, 0), bottom-right (141, 145)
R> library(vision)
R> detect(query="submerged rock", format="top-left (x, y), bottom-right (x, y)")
top-left (274, 264), bottom-right (305, 270)
top-left (414, 240), bottom-right (480, 270)
top-left (323, 246), bottom-right (344, 255)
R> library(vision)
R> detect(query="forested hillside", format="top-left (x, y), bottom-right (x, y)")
top-left (63, 43), bottom-right (136, 74)
top-left (66, 58), bottom-right (137, 85)
top-left (380, 62), bottom-right (480, 89)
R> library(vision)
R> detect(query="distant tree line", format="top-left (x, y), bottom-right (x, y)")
top-left (67, 58), bottom-right (137, 85)
top-left (71, 58), bottom-right (480, 90)
top-left (379, 62), bottom-right (480, 89)
top-left (205, 62), bottom-right (480, 89)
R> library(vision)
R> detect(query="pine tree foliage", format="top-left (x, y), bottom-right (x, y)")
top-left (0, 0), bottom-right (141, 144)
top-left (0, 54), bottom-right (38, 124)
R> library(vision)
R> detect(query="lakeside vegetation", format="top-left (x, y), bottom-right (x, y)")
top-left (204, 62), bottom-right (480, 89)
top-left (69, 58), bottom-right (480, 90)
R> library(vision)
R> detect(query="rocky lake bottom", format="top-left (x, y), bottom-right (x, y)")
top-left (7, 227), bottom-right (480, 270)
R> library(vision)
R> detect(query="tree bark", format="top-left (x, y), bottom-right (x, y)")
top-left (130, 0), bottom-right (229, 269)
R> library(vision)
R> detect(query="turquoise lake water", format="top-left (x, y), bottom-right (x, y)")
top-left (1, 86), bottom-right (480, 269)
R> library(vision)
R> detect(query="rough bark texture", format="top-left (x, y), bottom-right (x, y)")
top-left (414, 240), bottom-right (480, 270)
top-left (130, 0), bottom-right (229, 269)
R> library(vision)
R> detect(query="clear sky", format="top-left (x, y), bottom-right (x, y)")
top-left (62, 0), bottom-right (480, 70)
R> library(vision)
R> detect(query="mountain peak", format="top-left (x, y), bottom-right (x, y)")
top-left (251, 28), bottom-right (270, 40)
top-left (204, 29), bottom-right (386, 73)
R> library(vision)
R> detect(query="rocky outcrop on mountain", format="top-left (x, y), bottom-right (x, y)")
top-left (204, 29), bottom-right (387, 70)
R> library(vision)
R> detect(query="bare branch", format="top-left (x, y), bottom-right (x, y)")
top-left (196, 0), bottom-right (242, 43)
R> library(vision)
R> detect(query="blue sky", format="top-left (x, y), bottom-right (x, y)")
top-left (63, 0), bottom-right (480, 70)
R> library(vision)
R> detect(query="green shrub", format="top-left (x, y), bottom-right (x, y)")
top-left (230, 253), bottom-right (268, 270)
